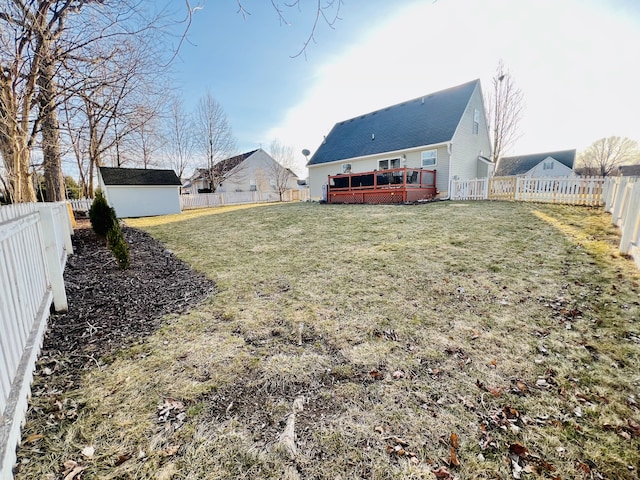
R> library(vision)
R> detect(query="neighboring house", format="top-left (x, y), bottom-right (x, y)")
top-left (495, 149), bottom-right (576, 177)
top-left (616, 165), bottom-right (640, 177)
top-left (98, 167), bottom-right (182, 218)
top-left (306, 79), bottom-right (493, 200)
top-left (184, 149), bottom-right (298, 194)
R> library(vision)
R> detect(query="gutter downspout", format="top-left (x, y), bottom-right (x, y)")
top-left (441, 142), bottom-right (453, 200)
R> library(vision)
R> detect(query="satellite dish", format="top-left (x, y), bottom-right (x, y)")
top-left (302, 149), bottom-right (310, 157)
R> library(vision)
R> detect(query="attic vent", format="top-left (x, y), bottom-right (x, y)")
top-left (372, 133), bottom-right (375, 141)
top-left (421, 97), bottom-right (424, 104)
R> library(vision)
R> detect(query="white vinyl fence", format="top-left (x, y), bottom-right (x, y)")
top-left (603, 176), bottom-right (640, 269)
top-left (181, 188), bottom-right (310, 210)
top-left (0, 202), bottom-right (73, 479)
top-left (450, 176), bottom-right (604, 206)
top-left (68, 198), bottom-right (92, 213)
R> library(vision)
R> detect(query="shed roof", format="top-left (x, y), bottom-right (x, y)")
top-left (617, 164), bottom-right (640, 176)
top-left (307, 79), bottom-right (480, 166)
top-left (495, 149), bottom-right (576, 176)
top-left (99, 167), bottom-right (181, 186)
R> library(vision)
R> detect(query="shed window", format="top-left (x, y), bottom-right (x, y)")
top-left (421, 150), bottom-right (437, 167)
top-left (473, 109), bottom-right (480, 135)
top-left (543, 162), bottom-right (554, 170)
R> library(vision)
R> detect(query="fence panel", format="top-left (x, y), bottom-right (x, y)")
top-left (0, 201), bottom-right (72, 479)
top-left (181, 189), bottom-right (308, 210)
top-left (450, 178), bottom-right (488, 200)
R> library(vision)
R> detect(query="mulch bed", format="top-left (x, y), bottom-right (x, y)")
top-left (41, 219), bottom-right (216, 377)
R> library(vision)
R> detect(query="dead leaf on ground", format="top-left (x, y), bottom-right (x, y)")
top-left (516, 380), bottom-right (528, 393)
top-left (509, 443), bottom-right (528, 457)
top-left (392, 370), bottom-right (405, 379)
top-left (449, 446), bottom-right (460, 467)
top-left (162, 445), bottom-right (180, 456)
top-left (63, 466), bottom-right (85, 480)
top-left (450, 432), bottom-right (459, 449)
top-left (432, 466), bottom-right (454, 479)
top-left (81, 446), bottom-right (95, 458)
top-left (114, 454), bottom-right (131, 466)
top-left (24, 433), bottom-right (44, 443)
top-left (369, 370), bottom-right (383, 380)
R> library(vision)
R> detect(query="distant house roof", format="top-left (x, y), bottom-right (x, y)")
top-left (307, 79), bottom-right (480, 166)
top-left (191, 149), bottom-right (259, 180)
top-left (617, 164), bottom-right (640, 176)
top-left (495, 149), bottom-right (576, 176)
top-left (99, 167), bottom-right (181, 186)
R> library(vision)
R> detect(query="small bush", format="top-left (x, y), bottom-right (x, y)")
top-left (89, 190), bottom-right (117, 237)
top-left (106, 223), bottom-right (130, 270)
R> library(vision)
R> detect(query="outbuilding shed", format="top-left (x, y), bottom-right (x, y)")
top-left (98, 167), bottom-right (182, 218)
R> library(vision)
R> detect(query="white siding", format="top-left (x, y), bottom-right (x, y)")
top-left (218, 150), bottom-right (298, 193)
top-left (526, 158), bottom-right (574, 177)
top-left (450, 83), bottom-right (493, 185)
top-left (103, 185), bottom-right (181, 218)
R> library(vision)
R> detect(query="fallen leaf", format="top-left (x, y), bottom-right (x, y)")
top-left (392, 370), bottom-right (405, 379)
top-left (81, 446), bottom-right (95, 458)
top-left (162, 445), bottom-right (180, 456)
top-left (449, 446), bottom-right (460, 467)
top-left (516, 381), bottom-right (528, 393)
top-left (509, 443), bottom-right (528, 457)
top-left (410, 456), bottom-right (420, 464)
top-left (63, 466), bottom-right (85, 480)
top-left (369, 370), bottom-right (383, 380)
top-left (62, 460), bottom-right (77, 472)
top-left (25, 433), bottom-right (44, 443)
top-left (114, 454), bottom-right (131, 466)
top-left (374, 425), bottom-right (384, 434)
top-left (576, 461), bottom-right (591, 474)
top-left (450, 432), bottom-right (459, 449)
top-left (488, 386), bottom-right (503, 398)
top-left (432, 466), bottom-right (453, 479)
top-left (489, 359), bottom-right (497, 367)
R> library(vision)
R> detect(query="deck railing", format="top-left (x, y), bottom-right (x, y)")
top-left (327, 168), bottom-right (437, 203)
top-left (0, 202), bottom-right (73, 479)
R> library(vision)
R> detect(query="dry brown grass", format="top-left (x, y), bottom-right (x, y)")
top-left (17, 201), bottom-right (640, 479)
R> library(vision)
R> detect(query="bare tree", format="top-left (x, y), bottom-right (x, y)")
top-left (268, 139), bottom-right (297, 201)
top-left (578, 137), bottom-right (640, 177)
top-left (195, 92), bottom-right (237, 191)
top-left (486, 60), bottom-right (524, 164)
top-left (164, 96), bottom-right (194, 180)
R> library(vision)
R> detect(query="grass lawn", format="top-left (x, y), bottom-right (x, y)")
top-left (18, 201), bottom-right (640, 479)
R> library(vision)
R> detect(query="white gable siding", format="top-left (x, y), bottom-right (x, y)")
top-left (103, 185), bottom-right (181, 218)
top-left (218, 150), bottom-right (298, 193)
top-left (449, 83), bottom-right (492, 185)
top-left (526, 157), bottom-right (573, 177)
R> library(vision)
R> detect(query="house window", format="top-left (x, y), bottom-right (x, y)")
top-left (543, 162), bottom-right (554, 170)
top-left (342, 163), bottom-right (352, 174)
top-left (473, 109), bottom-right (480, 135)
top-left (421, 150), bottom-right (437, 167)
top-left (379, 158), bottom-right (400, 170)
top-left (250, 179), bottom-right (257, 191)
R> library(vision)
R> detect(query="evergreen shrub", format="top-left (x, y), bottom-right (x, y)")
top-left (89, 190), bottom-right (116, 237)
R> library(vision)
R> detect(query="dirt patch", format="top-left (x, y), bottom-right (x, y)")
top-left (40, 219), bottom-right (216, 377)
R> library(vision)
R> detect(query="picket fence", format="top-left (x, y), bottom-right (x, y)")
top-left (0, 202), bottom-right (73, 479)
top-left (181, 188), bottom-right (310, 210)
top-left (451, 175), bottom-right (604, 205)
top-left (602, 176), bottom-right (640, 269)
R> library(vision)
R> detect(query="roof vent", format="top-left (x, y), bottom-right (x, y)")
top-left (421, 97), bottom-right (424, 104)
top-left (371, 133), bottom-right (375, 141)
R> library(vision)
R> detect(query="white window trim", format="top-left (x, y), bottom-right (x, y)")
top-left (473, 109), bottom-right (480, 135)
top-left (421, 149), bottom-right (437, 167)
top-left (378, 158), bottom-right (401, 170)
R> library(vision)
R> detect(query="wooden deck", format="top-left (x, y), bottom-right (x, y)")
top-left (326, 168), bottom-right (437, 204)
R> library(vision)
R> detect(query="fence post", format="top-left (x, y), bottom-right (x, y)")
top-left (38, 205), bottom-right (68, 312)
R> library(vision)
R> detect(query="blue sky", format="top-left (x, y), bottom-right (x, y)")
top-left (172, 0), bottom-right (640, 176)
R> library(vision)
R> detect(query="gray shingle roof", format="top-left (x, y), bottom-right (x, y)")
top-left (99, 167), bottom-right (181, 186)
top-left (307, 79), bottom-right (480, 166)
top-left (495, 149), bottom-right (576, 176)
top-left (617, 165), bottom-right (640, 176)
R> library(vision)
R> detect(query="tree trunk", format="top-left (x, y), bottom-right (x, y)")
top-left (39, 57), bottom-right (65, 202)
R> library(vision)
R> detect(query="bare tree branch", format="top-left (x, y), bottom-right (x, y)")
top-left (578, 136), bottom-right (640, 177)
top-left (485, 60), bottom-right (524, 164)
